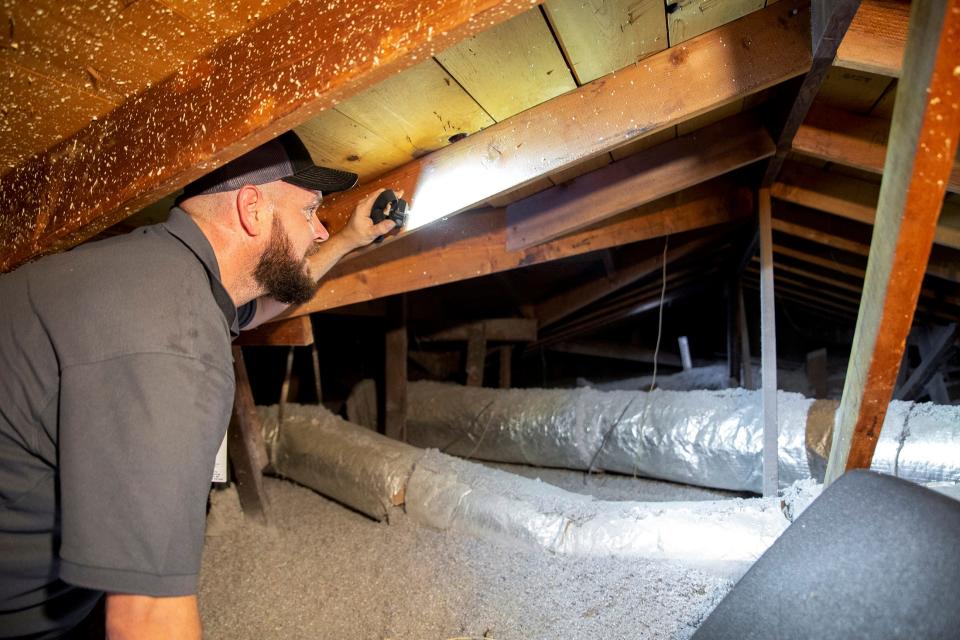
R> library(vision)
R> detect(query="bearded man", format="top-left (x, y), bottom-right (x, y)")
top-left (0, 132), bottom-right (396, 639)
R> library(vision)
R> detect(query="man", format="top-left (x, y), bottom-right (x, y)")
top-left (0, 132), bottom-right (397, 638)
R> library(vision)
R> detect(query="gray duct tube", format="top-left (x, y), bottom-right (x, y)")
top-left (258, 404), bottom-right (423, 521)
top-left (350, 381), bottom-right (960, 494)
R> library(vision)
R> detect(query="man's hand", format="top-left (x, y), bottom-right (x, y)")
top-left (335, 188), bottom-right (402, 251)
top-left (106, 593), bottom-right (201, 640)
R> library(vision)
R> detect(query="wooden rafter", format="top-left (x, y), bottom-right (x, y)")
top-left (0, 0), bottom-right (538, 271)
top-left (311, 0), bottom-right (811, 244)
top-left (760, 0), bottom-right (861, 186)
top-left (835, 0), bottom-right (910, 77)
top-left (793, 105), bottom-right (960, 194)
top-left (285, 180), bottom-right (751, 316)
top-left (506, 113), bottom-right (775, 250)
top-left (825, 0), bottom-right (960, 484)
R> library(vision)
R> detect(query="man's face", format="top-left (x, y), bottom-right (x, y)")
top-left (252, 183), bottom-right (328, 304)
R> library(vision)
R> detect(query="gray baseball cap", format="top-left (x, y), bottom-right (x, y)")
top-left (181, 131), bottom-right (359, 199)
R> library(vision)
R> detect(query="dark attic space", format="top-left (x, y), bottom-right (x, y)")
top-left (1, 1), bottom-right (959, 639)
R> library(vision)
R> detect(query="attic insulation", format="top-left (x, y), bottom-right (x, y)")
top-left (348, 381), bottom-right (960, 493)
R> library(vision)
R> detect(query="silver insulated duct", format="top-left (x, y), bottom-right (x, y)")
top-left (351, 381), bottom-right (960, 494)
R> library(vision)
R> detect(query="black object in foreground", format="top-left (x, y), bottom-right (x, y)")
top-left (370, 189), bottom-right (407, 243)
top-left (693, 470), bottom-right (960, 640)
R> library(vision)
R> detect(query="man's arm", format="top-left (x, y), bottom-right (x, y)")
top-left (106, 593), bottom-right (201, 640)
top-left (244, 188), bottom-right (398, 329)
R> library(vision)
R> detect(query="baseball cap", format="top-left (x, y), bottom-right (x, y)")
top-left (180, 131), bottom-right (359, 199)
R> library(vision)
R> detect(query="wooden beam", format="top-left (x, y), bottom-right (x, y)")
top-left (534, 236), bottom-right (715, 328)
top-left (0, 0), bottom-right (540, 272)
top-left (548, 340), bottom-right (684, 368)
top-left (421, 318), bottom-right (538, 342)
top-left (507, 114), bottom-right (775, 250)
top-left (835, 0), bottom-right (909, 77)
top-left (761, 0), bottom-right (861, 185)
top-left (807, 348), bottom-right (830, 398)
top-left (758, 188), bottom-right (778, 497)
top-left (498, 346), bottom-right (513, 389)
top-left (738, 282), bottom-right (755, 389)
top-left (914, 325), bottom-right (954, 403)
top-left (825, 0), bottom-right (960, 485)
top-left (793, 104), bottom-right (960, 194)
top-left (773, 162), bottom-right (960, 249)
top-left (287, 181), bottom-right (751, 315)
top-left (465, 325), bottom-right (487, 387)
top-left (312, 0), bottom-right (810, 244)
top-left (233, 316), bottom-right (314, 347)
top-left (894, 324), bottom-right (957, 401)
top-left (383, 296), bottom-right (408, 441)
top-left (228, 346), bottom-right (269, 523)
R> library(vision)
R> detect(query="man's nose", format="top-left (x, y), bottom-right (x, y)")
top-left (314, 220), bottom-right (329, 242)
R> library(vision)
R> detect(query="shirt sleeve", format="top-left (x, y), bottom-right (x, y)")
top-left (237, 300), bottom-right (257, 330)
top-left (57, 352), bottom-right (234, 596)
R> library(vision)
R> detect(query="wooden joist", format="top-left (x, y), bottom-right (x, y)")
top-left (420, 318), bottom-right (538, 343)
top-left (548, 340), bottom-right (684, 368)
top-left (506, 113), bottom-right (775, 251)
top-left (0, 0), bottom-right (538, 271)
top-left (313, 0), bottom-right (811, 244)
top-left (793, 105), bottom-right (960, 194)
top-left (287, 180), bottom-right (751, 316)
top-left (825, 0), bottom-right (960, 484)
top-left (835, 0), bottom-right (910, 77)
top-left (772, 163), bottom-right (960, 250)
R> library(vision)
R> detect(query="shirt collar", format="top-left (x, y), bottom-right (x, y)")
top-left (163, 207), bottom-right (240, 337)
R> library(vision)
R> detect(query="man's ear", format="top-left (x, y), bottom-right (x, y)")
top-left (236, 185), bottom-right (267, 237)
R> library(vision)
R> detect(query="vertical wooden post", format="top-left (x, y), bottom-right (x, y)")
top-left (310, 341), bottom-right (323, 404)
top-left (738, 283), bottom-right (754, 390)
top-left (498, 346), bottom-right (513, 389)
top-left (384, 295), bottom-right (408, 440)
top-left (229, 346), bottom-right (269, 523)
top-left (465, 324), bottom-right (487, 387)
top-left (277, 345), bottom-right (295, 427)
top-left (806, 348), bottom-right (829, 398)
top-left (758, 187), bottom-right (779, 497)
top-left (825, 0), bottom-right (960, 485)
top-left (727, 280), bottom-right (742, 386)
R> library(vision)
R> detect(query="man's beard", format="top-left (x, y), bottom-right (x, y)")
top-left (253, 216), bottom-right (320, 305)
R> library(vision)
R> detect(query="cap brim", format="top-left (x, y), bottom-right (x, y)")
top-left (282, 165), bottom-right (359, 194)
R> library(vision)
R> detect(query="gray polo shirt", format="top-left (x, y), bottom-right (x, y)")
top-left (0, 209), bottom-right (240, 637)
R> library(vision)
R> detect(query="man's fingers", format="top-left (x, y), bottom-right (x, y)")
top-left (374, 219), bottom-right (398, 236)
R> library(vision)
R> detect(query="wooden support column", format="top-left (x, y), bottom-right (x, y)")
top-left (806, 348), bottom-right (829, 398)
top-left (727, 280), bottom-right (742, 386)
top-left (758, 188), bottom-right (778, 496)
top-left (228, 346), bottom-right (270, 523)
top-left (384, 296), bottom-right (408, 441)
top-left (825, 0), bottom-right (960, 485)
top-left (465, 325), bottom-right (488, 387)
top-left (498, 347), bottom-right (513, 389)
top-left (738, 284), bottom-right (754, 390)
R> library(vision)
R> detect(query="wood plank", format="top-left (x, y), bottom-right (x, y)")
top-left (422, 319), bottom-right (538, 342)
top-left (534, 236), bottom-right (714, 328)
top-left (384, 296), bottom-right (408, 440)
top-left (807, 347), bottom-right (829, 398)
top-left (815, 67), bottom-right (893, 112)
top-left (667, 0), bottom-right (765, 45)
top-left (738, 283), bottom-right (754, 389)
top-left (506, 113), bottom-right (775, 251)
top-left (435, 9), bottom-right (576, 122)
top-left (793, 104), bottom-right (960, 193)
top-left (548, 340), bottom-right (684, 367)
top-left (311, 0), bottom-right (811, 244)
top-left (0, 0), bottom-right (538, 271)
top-left (465, 325), bottom-right (487, 387)
top-left (294, 108), bottom-right (412, 185)
top-left (289, 181), bottom-right (751, 315)
top-left (758, 187), bottom-right (778, 497)
top-left (773, 162), bottom-right (960, 249)
top-left (233, 316), bottom-right (314, 347)
top-left (835, 0), bottom-right (909, 77)
top-left (825, 0), bottom-right (960, 484)
top-left (228, 346), bottom-right (269, 523)
top-left (760, 0), bottom-right (862, 187)
top-left (160, 0), bottom-right (298, 39)
top-left (498, 346), bottom-right (513, 389)
top-left (542, 0), bottom-right (668, 84)
top-left (334, 59), bottom-right (495, 159)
